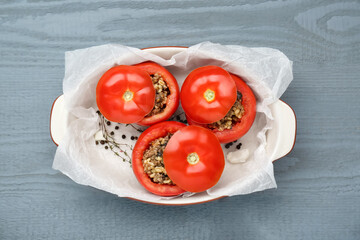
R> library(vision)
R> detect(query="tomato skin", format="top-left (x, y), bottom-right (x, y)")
top-left (180, 66), bottom-right (237, 124)
top-left (132, 121), bottom-right (186, 196)
top-left (163, 125), bottom-right (225, 193)
top-left (187, 74), bottom-right (257, 143)
top-left (135, 62), bottom-right (180, 126)
top-left (96, 65), bottom-right (155, 123)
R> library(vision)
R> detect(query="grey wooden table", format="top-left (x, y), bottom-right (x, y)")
top-left (1, 1), bottom-right (359, 239)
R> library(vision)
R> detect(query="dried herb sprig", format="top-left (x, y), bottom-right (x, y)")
top-left (170, 112), bottom-right (185, 121)
top-left (125, 123), bottom-right (144, 133)
top-left (169, 111), bottom-right (188, 124)
top-left (97, 111), bottom-right (132, 165)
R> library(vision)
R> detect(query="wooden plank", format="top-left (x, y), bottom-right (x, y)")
top-left (0, 0), bottom-right (359, 239)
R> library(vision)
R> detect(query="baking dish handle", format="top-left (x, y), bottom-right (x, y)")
top-left (268, 100), bottom-right (297, 162)
top-left (50, 95), bottom-right (67, 146)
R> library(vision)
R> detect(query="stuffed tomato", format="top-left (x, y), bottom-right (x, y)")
top-left (163, 125), bottom-right (225, 193)
top-left (132, 121), bottom-right (186, 196)
top-left (187, 74), bottom-right (256, 143)
top-left (96, 65), bottom-right (156, 123)
top-left (180, 65), bottom-right (237, 124)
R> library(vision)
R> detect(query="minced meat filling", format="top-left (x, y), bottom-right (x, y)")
top-left (207, 92), bottom-right (245, 131)
top-left (146, 73), bottom-right (170, 117)
top-left (142, 133), bottom-right (174, 185)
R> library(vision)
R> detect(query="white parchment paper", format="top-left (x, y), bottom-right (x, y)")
top-left (53, 42), bottom-right (293, 202)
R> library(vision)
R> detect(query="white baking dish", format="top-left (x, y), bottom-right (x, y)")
top-left (50, 46), bottom-right (296, 205)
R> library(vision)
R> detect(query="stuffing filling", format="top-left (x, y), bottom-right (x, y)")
top-left (142, 133), bottom-right (174, 185)
top-left (146, 73), bottom-right (170, 117)
top-left (207, 92), bottom-right (245, 131)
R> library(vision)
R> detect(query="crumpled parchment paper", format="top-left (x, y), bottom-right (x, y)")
top-left (53, 42), bottom-right (293, 202)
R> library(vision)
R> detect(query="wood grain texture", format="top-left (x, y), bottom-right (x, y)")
top-left (0, 0), bottom-right (359, 239)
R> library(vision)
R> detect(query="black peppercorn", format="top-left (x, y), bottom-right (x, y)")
top-left (236, 143), bottom-right (242, 150)
top-left (237, 92), bottom-right (242, 100)
top-left (115, 126), bottom-right (119, 130)
top-left (110, 131), bottom-right (114, 135)
top-left (96, 110), bottom-right (100, 114)
top-left (105, 146), bottom-right (108, 150)
top-left (122, 135), bottom-right (126, 139)
top-left (106, 121), bottom-right (111, 126)
top-left (225, 143), bottom-right (231, 149)
top-left (100, 140), bottom-right (105, 145)
top-left (95, 141), bottom-right (99, 145)
top-left (131, 136), bottom-right (135, 140)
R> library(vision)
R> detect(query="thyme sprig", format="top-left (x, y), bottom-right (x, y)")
top-left (97, 111), bottom-right (132, 165)
top-left (169, 111), bottom-right (187, 124)
top-left (125, 123), bottom-right (144, 133)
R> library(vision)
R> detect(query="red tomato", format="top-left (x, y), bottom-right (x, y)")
top-left (163, 125), bottom-right (225, 193)
top-left (132, 121), bottom-right (186, 196)
top-left (180, 66), bottom-right (237, 124)
top-left (135, 62), bottom-right (179, 126)
top-left (187, 74), bottom-right (256, 143)
top-left (96, 65), bottom-right (155, 123)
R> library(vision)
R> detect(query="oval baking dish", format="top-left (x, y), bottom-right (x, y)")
top-left (50, 46), bottom-right (297, 205)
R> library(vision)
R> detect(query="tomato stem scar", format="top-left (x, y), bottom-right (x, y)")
top-left (187, 152), bottom-right (200, 165)
top-left (204, 89), bottom-right (215, 102)
top-left (123, 90), bottom-right (134, 101)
